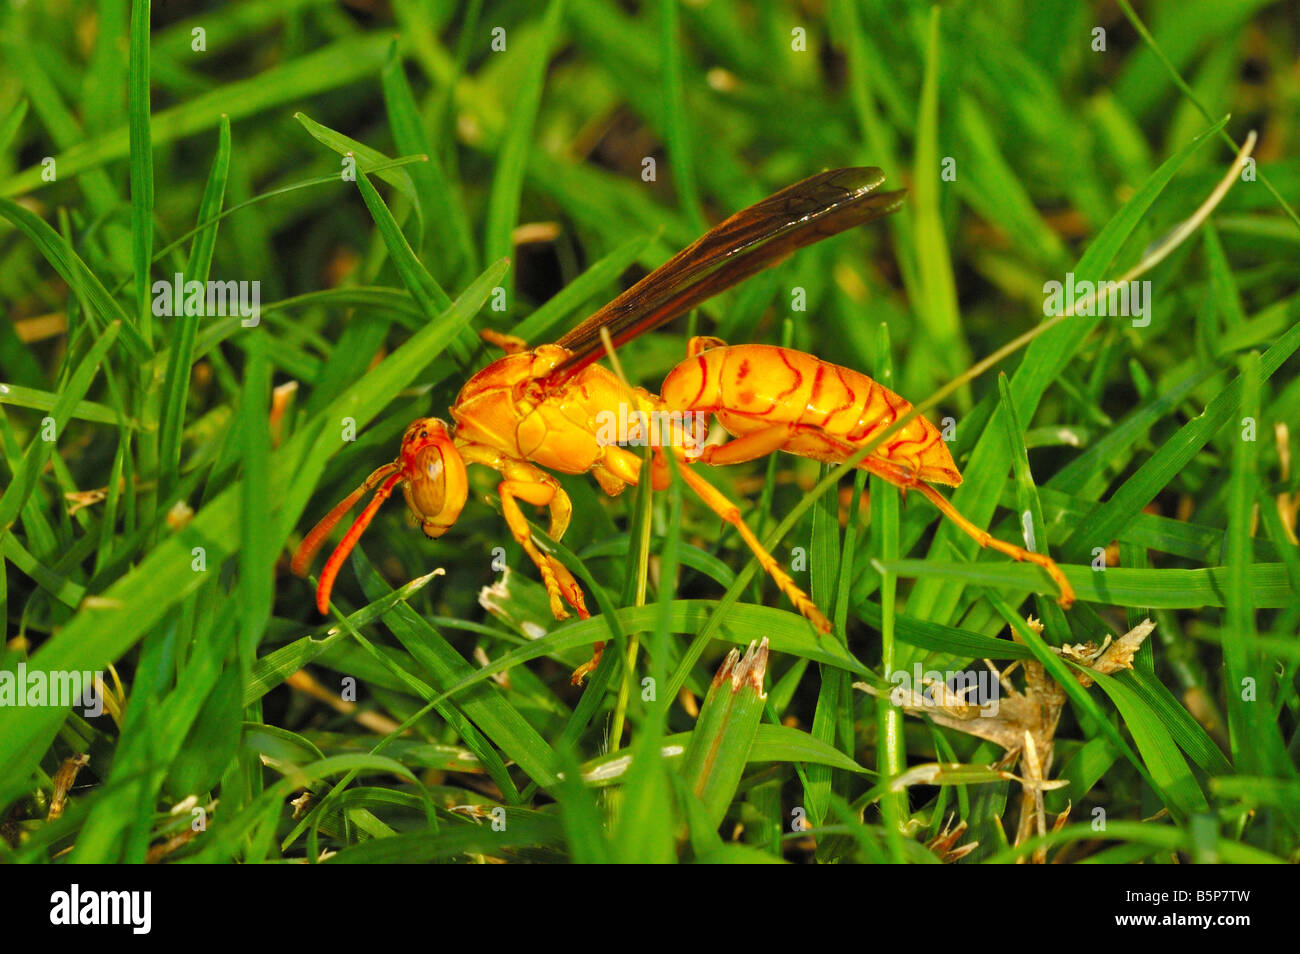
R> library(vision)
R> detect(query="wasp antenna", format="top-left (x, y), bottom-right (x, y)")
top-left (291, 461), bottom-right (402, 577)
top-left (315, 469), bottom-right (406, 614)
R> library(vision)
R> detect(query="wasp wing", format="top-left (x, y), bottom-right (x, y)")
top-left (547, 166), bottom-right (905, 383)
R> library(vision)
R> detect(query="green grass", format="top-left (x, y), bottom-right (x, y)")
top-left (0, 0), bottom-right (1297, 864)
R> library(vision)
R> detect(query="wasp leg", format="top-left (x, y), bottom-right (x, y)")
top-left (568, 636), bottom-right (602, 686)
top-left (457, 444), bottom-right (573, 542)
top-left (692, 424), bottom-right (800, 466)
top-left (640, 445), bottom-right (831, 634)
top-left (479, 329), bottom-right (529, 354)
top-left (686, 335), bottom-right (728, 358)
top-left (547, 553), bottom-right (589, 618)
top-left (908, 481), bottom-right (1075, 608)
top-left (589, 461), bottom-right (631, 496)
top-left (456, 443), bottom-right (590, 624)
top-left (858, 455), bottom-right (1074, 606)
top-left (497, 476), bottom-right (575, 620)
top-left (859, 455), bottom-right (1075, 609)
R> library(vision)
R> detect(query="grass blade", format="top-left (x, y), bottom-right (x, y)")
top-left (129, 0), bottom-right (154, 346)
top-left (158, 117), bottom-right (231, 501)
top-left (483, 0), bottom-right (565, 271)
top-left (678, 640), bottom-right (768, 829)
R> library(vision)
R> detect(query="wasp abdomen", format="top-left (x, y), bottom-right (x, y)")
top-left (665, 343), bottom-right (961, 487)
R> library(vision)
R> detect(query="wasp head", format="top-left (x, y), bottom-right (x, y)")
top-left (399, 418), bottom-right (469, 538)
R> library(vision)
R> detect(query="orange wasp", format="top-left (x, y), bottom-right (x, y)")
top-left (292, 167), bottom-right (1074, 682)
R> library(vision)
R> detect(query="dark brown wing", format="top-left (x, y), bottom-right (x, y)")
top-left (547, 167), bottom-right (905, 384)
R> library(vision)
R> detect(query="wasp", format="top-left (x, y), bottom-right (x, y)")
top-left (292, 167), bottom-right (1074, 682)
